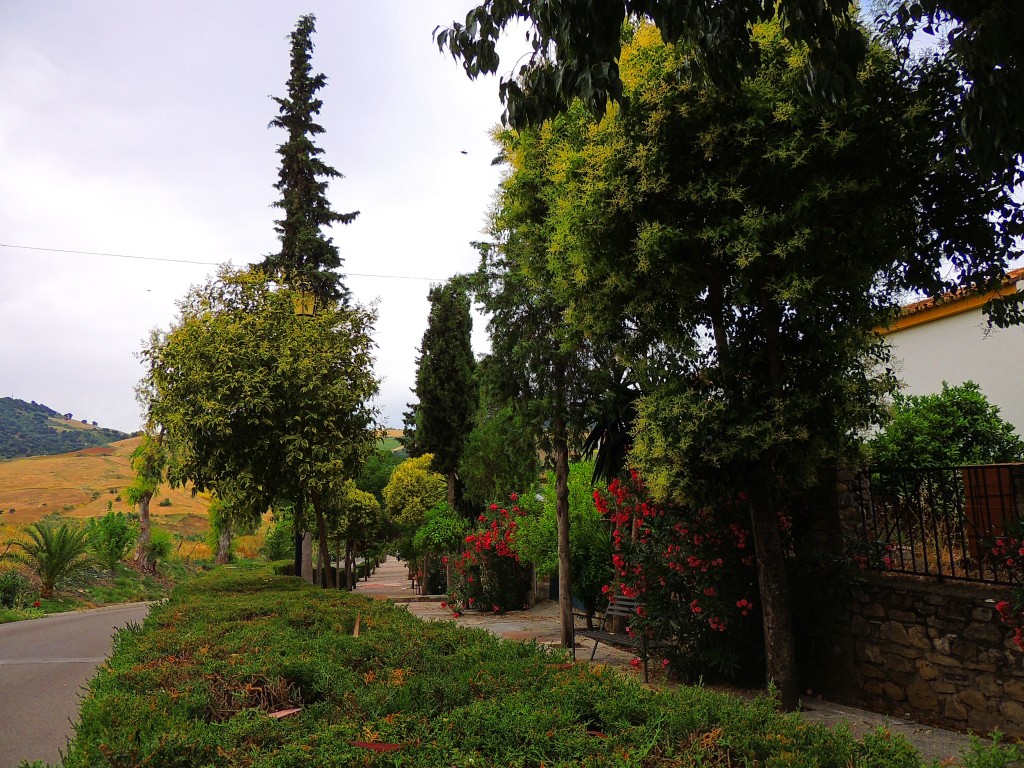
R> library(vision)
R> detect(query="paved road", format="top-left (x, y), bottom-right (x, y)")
top-left (0, 603), bottom-right (151, 768)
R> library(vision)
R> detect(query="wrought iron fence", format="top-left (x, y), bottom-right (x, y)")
top-left (855, 464), bottom-right (1024, 584)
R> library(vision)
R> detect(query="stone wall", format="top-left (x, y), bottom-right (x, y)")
top-left (828, 468), bottom-right (1024, 737)
top-left (823, 575), bottom-right (1024, 737)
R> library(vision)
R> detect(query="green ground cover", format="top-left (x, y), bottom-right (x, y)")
top-left (49, 565), bottom-right (1005, 768)
top-left (0, 561), bottom-right (196, 624)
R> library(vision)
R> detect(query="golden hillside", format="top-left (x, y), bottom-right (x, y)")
top-left (0, 437), bottom-right (211, 537)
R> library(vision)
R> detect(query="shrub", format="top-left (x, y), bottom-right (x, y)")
top-left (261, 510), bottom-right (294, 561)
top-left (595, 471), bottom-right (762, 682)
top-left (515, 461), bottom-right (613, 621)
top-left (869, 381), bottom-right (1024, 467)
top-left (145, 527), bottom-right (173, 566)
top-left (449, 495), bottom-right (532, 614)
top-left (0, 569), bottom-right (33, 609)
top-left (158, 497), bottom-right (173, 507)
top-left (87, 511), bottom-right (137, 576)
top-left (58, 565), bottom-right (975, 768)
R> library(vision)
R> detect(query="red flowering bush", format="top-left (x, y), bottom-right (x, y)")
top-left (448, 495), bottom-right (532, 614)
top-left (595, 471), bottom-right (761, 681)
top-left (988, 529), bottom-right (1024, 651)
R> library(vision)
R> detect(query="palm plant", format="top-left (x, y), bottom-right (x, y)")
top-left (15, 521), bottom-right (92, 598)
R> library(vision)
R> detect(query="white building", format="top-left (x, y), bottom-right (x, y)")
top-left (882, 267), bottom-right (1024, 435)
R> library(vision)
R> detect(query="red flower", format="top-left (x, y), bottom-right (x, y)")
top-left (33, 601), bottom-right (41, 608)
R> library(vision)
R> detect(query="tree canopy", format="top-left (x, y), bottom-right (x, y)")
top-left (437, 1), bottom-right (1024, 184)
top-left (471, 18), bottom-right (1021, 707)
top-left (436, 0), bottom-right (866, 128)
top-left (140, 267), bottom-right (380, 586)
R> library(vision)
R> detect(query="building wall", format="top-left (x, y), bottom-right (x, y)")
top-left (885, 307), bottom-right (1024, 435)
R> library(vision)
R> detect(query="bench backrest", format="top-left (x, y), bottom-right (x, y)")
top-left (604, 596), bottom-right (642, 619)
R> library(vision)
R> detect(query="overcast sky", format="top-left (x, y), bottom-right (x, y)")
top-left (1, 2), bottom-right (525, 433)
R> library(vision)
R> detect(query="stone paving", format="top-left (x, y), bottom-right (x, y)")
top-left (357, 556), bottom-right (980, 764)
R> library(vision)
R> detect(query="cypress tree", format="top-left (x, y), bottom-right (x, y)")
top-left (261, 13), bottom-right (357, 304)
top-left (413, 281), bottom-right (477, 508)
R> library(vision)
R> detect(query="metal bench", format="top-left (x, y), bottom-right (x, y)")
top-left (573, 595), bottom-right (662, 682)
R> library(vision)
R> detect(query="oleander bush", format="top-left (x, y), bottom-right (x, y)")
top-left (56, 565), bottom-right (955, 767)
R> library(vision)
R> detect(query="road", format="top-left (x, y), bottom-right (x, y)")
top-left (0, 603), bottom-right (151, 768)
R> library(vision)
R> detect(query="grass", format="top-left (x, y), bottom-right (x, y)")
top-left (51, 564), bottom-right (961, 768)
top-left (0, 436), bottom-right (211, 532)
top-left (0, 560), bottom-right (200, 624)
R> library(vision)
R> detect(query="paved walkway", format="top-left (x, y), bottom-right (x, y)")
top-left (357, 556), bottom-right (977, 764)
top-left (0, 602), bottom-right (152, 768)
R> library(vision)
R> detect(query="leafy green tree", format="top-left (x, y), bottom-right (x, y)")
top-left (458, 400), bottom-right (540, 507)
top-left (514, 461), bottom-right (613, 625)
top-left (478, 21), bottom-right (1019, 707)
top-left (140, 267), bottom-right (380, 589)
top-left (869, 381), bottom-right (1024, 468)
top-left (355, 447), bottom-right (404, 506)
top-left (879, 1), bottom-right (1024, 177)
top-left (327, 480), bottom-right (382, 589)
top-left (15, 522), bottom-right (91, 598)
top-left (468, 145), bottom-right (598, 645)
top-left (411, 281), bottom-right (478, 507)
top-left (259, 14), bottom-right (357, 304)
top-left (382, 454), bottom-right (447, 531)
top-left (87, 510), bottom-right (137, 577)
top-left (124, 434), bottom-right (166, 573)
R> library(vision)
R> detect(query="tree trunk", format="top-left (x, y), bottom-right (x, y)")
top-left (422, 551), bottom-right (430, 595)
top-left (554, 412), bottom-right (573, 648)
top-left (301, 532), bottom-right (313, 584)
top-left (293, 517), bottom-right (303, 578)
top-left (133, 491), bottom-right (155, 573)
top-left (214, 521), bottom-right (233, 565)
top-left (749, 464), bottom-right (798, 711)
top-left (312, 498), bottom-right (335, 589)
top-left (346, 539), bottom-right (355, 590)
top-left (447, 470), bottom-right (456, 509)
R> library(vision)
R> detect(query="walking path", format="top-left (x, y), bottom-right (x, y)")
top-left (357, 556), bottom-right (978, 764)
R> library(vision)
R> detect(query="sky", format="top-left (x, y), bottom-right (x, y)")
top-left (0, 2), bottom-right (525, 433)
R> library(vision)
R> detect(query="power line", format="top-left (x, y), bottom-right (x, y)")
top-left (0, 242), bottom-right (445, 281)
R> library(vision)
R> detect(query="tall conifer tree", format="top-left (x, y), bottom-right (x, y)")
top-left (412, 281), bottom-right (478, 508)
top-left (261, 14), bottom-right (357, 303)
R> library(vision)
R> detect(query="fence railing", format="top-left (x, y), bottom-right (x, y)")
top-left (855, 463), bottom-right (1024, 585)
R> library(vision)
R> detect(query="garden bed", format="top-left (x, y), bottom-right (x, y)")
top-left (56, 565), bottom-right (983, 767)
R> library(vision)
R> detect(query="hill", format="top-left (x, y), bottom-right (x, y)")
top-left (0, 397), bottom-right (130, 461)
top-left (0, 436), bottom-right (211, 537)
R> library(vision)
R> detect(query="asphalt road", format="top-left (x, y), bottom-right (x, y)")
top-left (0, 603), bottom-right (151, 768)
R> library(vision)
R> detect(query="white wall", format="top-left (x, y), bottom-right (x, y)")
top-left (886, 308), bottom-right (1024, 435)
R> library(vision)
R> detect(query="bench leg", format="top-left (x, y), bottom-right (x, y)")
top-left (589, 639), bottom-right (600, 662)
